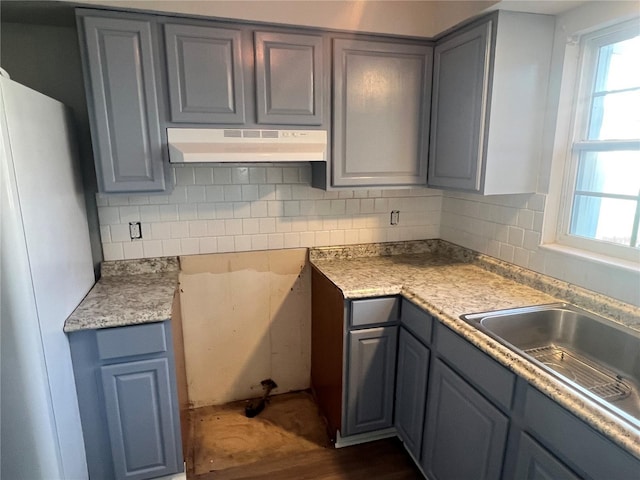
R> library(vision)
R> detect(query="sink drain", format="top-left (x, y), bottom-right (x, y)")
top-left (524, 345), bottom-right (631, 402)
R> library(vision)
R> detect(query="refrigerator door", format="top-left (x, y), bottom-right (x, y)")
top-left (0, 76), bottom-right (94, 478)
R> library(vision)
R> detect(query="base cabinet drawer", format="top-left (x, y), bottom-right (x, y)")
top-left (435, 322), bottom-right (515, 411)
top-left (513, 433), bottom-right (580, 480)
top-left (523, 386), bottom-right (640, 479)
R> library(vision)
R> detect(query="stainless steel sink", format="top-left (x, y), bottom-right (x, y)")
top-left (461, 303), bottom-right (640, 428)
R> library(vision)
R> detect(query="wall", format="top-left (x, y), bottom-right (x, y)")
top-left (0, 22), bottom-right (103, 274)
top-left (61, 0), bottom-right (498, 38)
top-left (97, 164), bottom-right (442, 260)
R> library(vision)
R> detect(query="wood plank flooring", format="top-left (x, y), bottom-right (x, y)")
top-left (187, 391), bottom-right (422, 479)
top-left (193, 438), bottom-right (422, 480)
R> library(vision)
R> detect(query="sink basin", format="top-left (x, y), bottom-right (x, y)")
top-left (461, 303), bottom-right (640, 428)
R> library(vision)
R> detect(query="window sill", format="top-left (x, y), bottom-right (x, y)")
top-left (539, 243), bottom-right (640, 274)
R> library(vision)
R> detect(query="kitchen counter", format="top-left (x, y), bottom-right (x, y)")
top-left (64, 257), bottom-right (179, 332)
top-left (310, 240), bottom-right (640, 459)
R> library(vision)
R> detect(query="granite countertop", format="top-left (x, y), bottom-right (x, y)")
top-left (310, 240), bottom-right (640, 459)
top-left (64, 257), bottom-right (179, 333)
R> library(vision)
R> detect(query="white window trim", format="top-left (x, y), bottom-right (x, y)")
top-left (543, 9), bottom-right (640, 270)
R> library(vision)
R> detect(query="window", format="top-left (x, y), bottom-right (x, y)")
top-left (558, 21), bottom-right (640, 262)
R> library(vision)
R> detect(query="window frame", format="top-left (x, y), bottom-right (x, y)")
top-left (556, 20), bottom-right (640, 263)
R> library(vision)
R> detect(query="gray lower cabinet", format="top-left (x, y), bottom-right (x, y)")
top-left (345, 326), bottom-right (398, 436)
top-left (164, 23), bottom-right (246, 124)
top-left (522, 385), bottom-right (639, 479)
top-left (69, 321), bottom-right (183, 480)
top-left (331, 38), bottom-right (432, 187)
top-left (513, 433), bottom-right (580, 480)
top-left (394, 327), bottom-right (429, 460)
top-left (78, 12), bottom-right (167, 193)
top-left (312, 287), bottom-right (639, 477)
top-left (421, 358), bottom-right (509, 480)
top-left (254, 31), bottom-right (324, 125)
top-left (428, 12), bottom-right (554, 194)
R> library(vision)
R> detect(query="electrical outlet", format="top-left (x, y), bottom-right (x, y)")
top-left (129, 222), bottom-right (142, 240)
top-left (390, 210), bottom-right (400, 225)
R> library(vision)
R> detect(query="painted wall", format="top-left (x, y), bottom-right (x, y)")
top-left (61, 0), bottom-right (498, 37)
top-left (179, 249), bottom-right (310, 406)
top-left (97, 164), bottom-right (442, 260)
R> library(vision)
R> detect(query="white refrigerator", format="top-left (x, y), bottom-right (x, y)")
top-left (1, 73), bottom-right (95, 479)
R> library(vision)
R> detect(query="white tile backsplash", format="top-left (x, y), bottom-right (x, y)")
top-left (440, 191), bottom-right (639, 305)
top-left (98, 165), bottom-right (441, 261)
top-left (96, 166), bottom-right (636, 305)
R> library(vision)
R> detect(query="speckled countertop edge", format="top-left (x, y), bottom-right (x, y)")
top-left (310, 241), bottom-right (640, 459)
top-left (402, 290), bottom-right (640, 459)
top-left (312, 239), bottom-right (640, 330)
top-left (64, 257), bottom-right (179, 333)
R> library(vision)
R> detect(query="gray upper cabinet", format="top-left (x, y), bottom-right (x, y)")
top-left (428, 12), bottom-right (554, 195)
top-left (255, 31), bottom-right (324, 125)
top-left (332, 39), bottom-right (432, 187)
top-left (164, 23), bottom-right (245, 124)
top-left (79, 14), bottom-right (167, 193)
top-left (429, 22), bottom-right (490, 192)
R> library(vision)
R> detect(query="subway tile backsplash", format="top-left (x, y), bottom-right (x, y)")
top-left (97, 164), bottom-right (442, 261)
top-left (439, 191), bottom-right (639, 305)
top-left (439, 192), bottom-right (543, 268)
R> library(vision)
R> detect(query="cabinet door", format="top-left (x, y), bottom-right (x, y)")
top-left (428, 21), bottom-right (491, 192)
top-left (255, 31), bottom-right (324, 125)
top-left (164, 23), bottom-right (245, 124)
top-left (101, 358), bottom-right (180, 480)
top-left (513, 433), bottom-right (580, 480)
top-left (345, 326), bottom-right (398, 436)
top-left (394, 328), bottom-right (429, 460)
top-left (421, 359), bottom-right (508, 480)
top-left (333, 39), bottom-right (432, 187)
top-left (81, 16), bottom-right (166, 192)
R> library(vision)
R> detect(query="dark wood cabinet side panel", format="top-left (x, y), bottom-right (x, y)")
top-left (311, 266), bottom-right (345, 440)
top-left (171, 288), bottom-right (190, 461)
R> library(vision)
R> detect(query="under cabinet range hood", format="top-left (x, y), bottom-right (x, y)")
top-left (167, 128), bottom-right (328, 163)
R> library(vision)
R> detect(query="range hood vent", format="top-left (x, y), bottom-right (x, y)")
top-left (168, 128), bottom-right (327, 163)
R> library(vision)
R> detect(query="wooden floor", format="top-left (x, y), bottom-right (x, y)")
top-left (187, 391), bottom-right (422, 479)
top-left (193, 438), bottom-right (422, 480)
